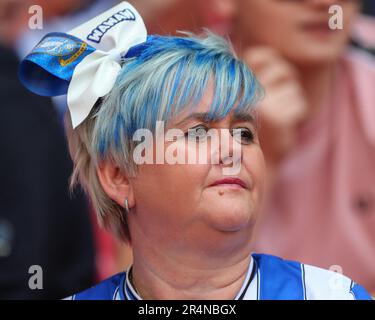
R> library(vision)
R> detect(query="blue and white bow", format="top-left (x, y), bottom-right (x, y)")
top-left (19, 1), bottom-right (147, 128)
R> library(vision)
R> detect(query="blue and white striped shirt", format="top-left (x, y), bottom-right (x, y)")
top-left (66, 253), bottom-right (372, 300)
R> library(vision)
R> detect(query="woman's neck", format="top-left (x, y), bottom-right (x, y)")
top-left (130, 236), bottom-right (253, 300)
top-left (296, 61), bottom-right (338, 122)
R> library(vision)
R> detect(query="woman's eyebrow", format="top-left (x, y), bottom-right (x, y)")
top-left (232, 112), bottom-right (255, 124)
top-left (175, 111), bottom-right (255, 126)
top-left (175, 112), bottom-right (212, 126)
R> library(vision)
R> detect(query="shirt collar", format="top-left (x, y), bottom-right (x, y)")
top-left (120, 255), bottom-right (256, 300)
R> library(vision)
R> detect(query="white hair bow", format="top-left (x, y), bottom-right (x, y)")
top-left (66, 2), bottom-right (147, 128)
top-left (19, 2), bottom-right (147, 129)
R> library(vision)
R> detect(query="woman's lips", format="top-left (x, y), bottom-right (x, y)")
top-left (209, 178), bottom-right (247, 189)
top-left (300, 21), bottom-right (335, 38)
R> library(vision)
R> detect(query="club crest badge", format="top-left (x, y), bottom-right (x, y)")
top-left (33, 34), bottom-right (88, 66)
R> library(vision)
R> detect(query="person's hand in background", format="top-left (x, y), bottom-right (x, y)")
top-left (242, 47), bottom-right (309, 168)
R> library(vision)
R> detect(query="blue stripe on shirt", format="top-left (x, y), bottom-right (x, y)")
top-left (253, 253), bottom-right (304, 300)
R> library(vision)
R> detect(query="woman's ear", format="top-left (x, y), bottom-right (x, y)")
top-left (97, 162), bottom-right (135, 209)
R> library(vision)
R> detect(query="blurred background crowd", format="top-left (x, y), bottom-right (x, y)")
top-left (0, 0), bottom-right (374, 299)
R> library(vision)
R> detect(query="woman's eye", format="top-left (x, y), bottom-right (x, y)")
top-left (186, 125), bottom-right (209, 141)
top-left (231, 127), bottom-right (255, 145)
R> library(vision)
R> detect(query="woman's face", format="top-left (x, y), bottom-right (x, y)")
top-left (128, 87), bottom-right (265, 256)
top-left (234, 0), bottom-right (360, 65)
top-left (144, 0), bottom-right (236, 36)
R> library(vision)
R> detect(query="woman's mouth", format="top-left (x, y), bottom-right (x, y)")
top-left (209, 178), bottom-right (247, 189)
top-left (300, 21), bottom-right (335, 38)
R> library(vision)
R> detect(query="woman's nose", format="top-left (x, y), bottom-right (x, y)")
top-left (216, 129), bottom-right (243, 175)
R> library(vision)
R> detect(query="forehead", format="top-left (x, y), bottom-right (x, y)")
top-left (154, 56), bottom-right (262, 131)
top-left (171, 84), bottom-right (256, 126)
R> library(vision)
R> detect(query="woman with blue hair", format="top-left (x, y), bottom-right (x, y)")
top-left (19, 2), bottom-right (371, 300)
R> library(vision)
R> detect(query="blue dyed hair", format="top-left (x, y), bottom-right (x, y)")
top-left (66, 31), bottom-right (263, 242)
top-left (92, 31), bottom-right (263, 168)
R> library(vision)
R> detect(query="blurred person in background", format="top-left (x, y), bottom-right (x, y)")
top-left (130, 0), bottom-right (236, 36)
top-left (232, 0), bottom-right (375, 293)
top-left (0, 0), bottom-right (95, 299)
top-left (362, 0), bottom-right (375, 16)
top-left (351, 0), bottom-right (375, 55)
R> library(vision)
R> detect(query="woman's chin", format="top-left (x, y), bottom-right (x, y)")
top-left (204, 207), bottom-right (255, 233)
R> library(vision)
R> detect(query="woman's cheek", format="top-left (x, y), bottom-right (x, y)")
top-left (245, 148), bottom-right (266, 191)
